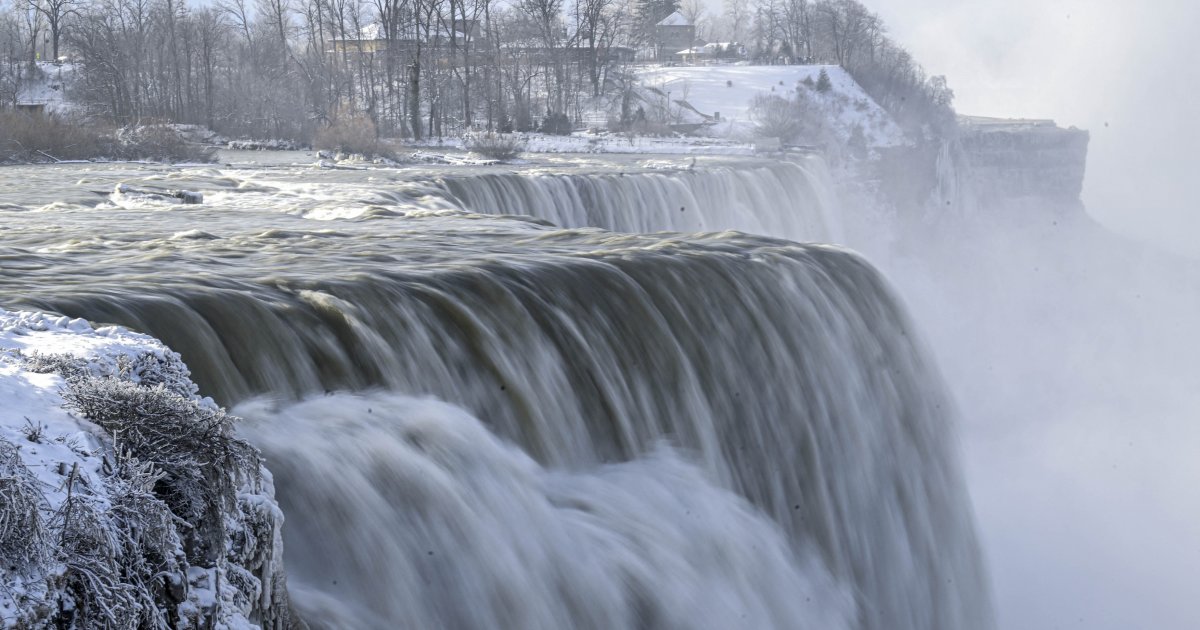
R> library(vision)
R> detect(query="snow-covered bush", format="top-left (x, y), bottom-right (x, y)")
top-left (115, 125), bottom-right (217, 163)
top-left (751, 94), bottom-right (805, 141)
top-left (0, 438), bottom-right (49, 572)
top-left (540, 112), bottom-right (573, 135)
top-left (227, 138), bottom-right (302, 151)
top-left (20, 350), bottom-right (89, 379)
top-left (750, 91), bottom-right (838, 150)
top-left (315, 110), bottom-right (389, 159)
top-left (52, 476), bottom-right (180, 629)
top-left (464, 132), bottom-right (526, 161)
top-left (60, 375), bottom-right (259, 555)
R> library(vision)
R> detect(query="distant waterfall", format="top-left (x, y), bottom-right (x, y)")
top-left (932, 138), bottom-right (981, 218)
top-left (438, 157), bottom-right (842, 242)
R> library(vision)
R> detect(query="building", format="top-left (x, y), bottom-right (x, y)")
top-left (674, 41), bottom-right (746, 64)
top-left (654, 12), bottom-right (694, 61)
top-left (328, 24), bottom-right (393, 55)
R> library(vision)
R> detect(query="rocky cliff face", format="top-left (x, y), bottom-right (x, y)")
top-left (954, 117), bottom-right (1090, 205)
top-left (836, 115), bottom-right (1091, 256)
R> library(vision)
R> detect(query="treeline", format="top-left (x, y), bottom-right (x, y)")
top-left (0, 0), bottom-right (953, 141)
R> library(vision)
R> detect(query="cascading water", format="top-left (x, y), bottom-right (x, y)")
top-left (437, 157), bottom-right (843, 242)
top-left (0, 157), bottom-right (992, 629)
top-left (237, 394), bottom-right (853, 629)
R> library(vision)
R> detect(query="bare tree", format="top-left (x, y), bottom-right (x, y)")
top-left (679, 0), bottom-right (707, 41)
top-left (573, 0), bottom-right (616, 96)
top-left (25, 0), bottom-right (79, 61)
top-left (722, 0), bottom-right (748, 43)
top-left (517, 0), bottom-right (565, 113)
top-left (781, 0), bottom-right (810, 60)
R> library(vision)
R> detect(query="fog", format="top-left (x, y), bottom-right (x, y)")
top-left (862, 2), bottom-right (1200, 628)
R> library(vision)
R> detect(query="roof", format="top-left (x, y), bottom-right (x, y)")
top-left (656, 12), bottom-right (691, 27)
top-left (360, 23), bottom-right (384, 40)
top-left (676, 43), bottom-right (741, 55)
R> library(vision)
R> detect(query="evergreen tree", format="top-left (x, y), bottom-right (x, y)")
top-left (815, 69), bottom-right (832, 93)
top-left (637, 0), bottom-right (682, 30)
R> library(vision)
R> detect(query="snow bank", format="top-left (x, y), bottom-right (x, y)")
top-left (0, 310), bottom-right (289, 629)
top-left (409, 132), bottom-right (756, 156)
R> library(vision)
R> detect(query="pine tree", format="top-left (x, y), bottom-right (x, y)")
top-left (815, 69), bottom-right (832, 94)
top-left (637, 0), bottom-right (681, 30)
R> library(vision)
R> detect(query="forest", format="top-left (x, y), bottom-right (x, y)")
top-left (0, 0), bottom-right (953, 142)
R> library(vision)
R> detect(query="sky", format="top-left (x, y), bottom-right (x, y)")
top-left (869, 0), bottom-right (1200, 258)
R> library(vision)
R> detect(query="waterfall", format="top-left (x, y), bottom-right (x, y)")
top-left (933, 138), bottom-right (981, 218)
top-left (237, 394), bottom-right (853, 629)
top-left (2, 159), bottom-right (992, 629)
top-left (437, 157), bottom-right (843, 243)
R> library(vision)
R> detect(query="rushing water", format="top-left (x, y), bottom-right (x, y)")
top-left (0, 154), bottom-right (992, 629)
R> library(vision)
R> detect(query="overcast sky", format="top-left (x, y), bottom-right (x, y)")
top-left (869, 0), bottom-right (1200, 257)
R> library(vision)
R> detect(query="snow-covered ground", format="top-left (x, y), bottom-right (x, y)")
top-left (636, 64), bottom-right (906, 148)
top-left (411, 131), bottom-right (758, 157)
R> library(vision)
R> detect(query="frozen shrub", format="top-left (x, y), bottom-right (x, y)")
top-left (35, 349), bottom-right (260, 565)
top-left (54, 493), bottom-right (149, 629)
top-left (0, 438), bottom-right (49, 571)
top-left (114, 351), bottom-right (199, 398)
top-left (540, 112), bottom-right (573, 135)
top-left (0, 111), bottom-right (106, 163)
top-left (464, 132), bottom-right (525, 161)
top-left (751, 94), bottom-right (804, 141)
top-left (21, 348), bottom-right (197, 396)
top-left (315, 111), bottom-right (389, 159)
top-left (750, 91), bottom-right (835, 146)
top-left (53, 469), bottom-right (183, 630)
top-left (20, 417), bottom-right (47, 443)
top-left (60, 377), bottom-right (258, 544)
top-left (115, 125), bottom-right (217, 163)
top-left (20, 350), bottom-right (87, 379)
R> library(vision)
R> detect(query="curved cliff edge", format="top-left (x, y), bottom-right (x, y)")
top-left (0, 309), bottom-right (291, 629)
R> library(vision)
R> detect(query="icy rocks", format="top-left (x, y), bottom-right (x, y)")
top-left (0, 309), bottom-right (291, 629)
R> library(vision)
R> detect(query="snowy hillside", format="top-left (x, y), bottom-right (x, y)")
top-left (15, 62), bottom-right (78, 114)
top-left (637, 64), bottom-right (906, 148)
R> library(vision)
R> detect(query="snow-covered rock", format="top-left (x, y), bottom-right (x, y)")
top-left (954, 116), bottom-right (1090, 203)
top-left (0, 310), bottom-right (289, 629)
